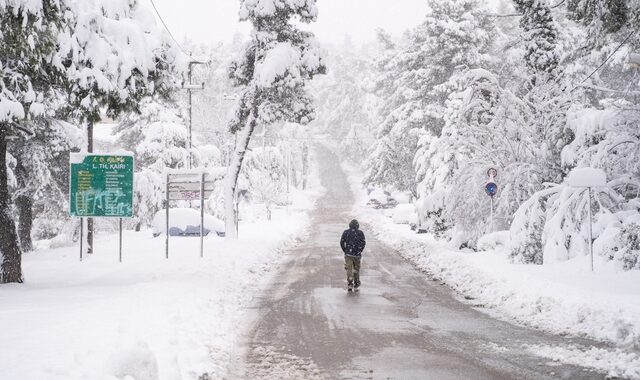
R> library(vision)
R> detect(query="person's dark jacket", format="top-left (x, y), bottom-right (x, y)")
top-left (340, 228), bottom-right (366, 257)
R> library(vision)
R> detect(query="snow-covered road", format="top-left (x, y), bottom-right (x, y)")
top-left (235, 146), bottom-right (613, 379)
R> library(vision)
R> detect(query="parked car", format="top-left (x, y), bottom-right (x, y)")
top-left (152, 208), bottom-right (225, 237)
top-left (366, 189), bottom-right (398, 209)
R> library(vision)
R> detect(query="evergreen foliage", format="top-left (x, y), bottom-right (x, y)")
top-left (224, 0), bottom-right (325, 239)
top-left (0, 0), bottom-right (66, 283)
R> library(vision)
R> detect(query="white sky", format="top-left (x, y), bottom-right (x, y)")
top-left (145, 0), bottom-right (429, 46)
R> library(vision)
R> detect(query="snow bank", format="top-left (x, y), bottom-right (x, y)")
top-left (477, 230), bottom-right (510, 251)
top-left (0, 183), bottom-right (323, 379)
top-left (527, 344), bottom-right (640, 379)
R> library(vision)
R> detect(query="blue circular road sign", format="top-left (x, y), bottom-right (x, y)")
top-left (485, 182), bottom-right (498, 197)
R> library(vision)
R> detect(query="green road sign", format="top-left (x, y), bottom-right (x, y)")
top-left (69, 154), bottom-right (134, 218)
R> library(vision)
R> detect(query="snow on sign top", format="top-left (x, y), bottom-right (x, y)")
top-left (567, 167), bottom-right (607, 188)
top-left (69, 151), bottom-right (134, 164)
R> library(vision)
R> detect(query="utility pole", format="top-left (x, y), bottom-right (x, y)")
top-left (183, 59), bottom-right (208, 169)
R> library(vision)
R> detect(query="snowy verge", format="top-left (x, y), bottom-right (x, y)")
top-left (341, 163), bottom-right (640, 374)
top-left (0, 185), bottom-right (323, 380)
top-left (527, 344), bottom-right (640, 379)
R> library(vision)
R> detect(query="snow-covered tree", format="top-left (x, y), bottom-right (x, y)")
top-left (513, 0), bottom-right (559, 76)
top-left (311, 39), bottom-right (376, 161)
top-left (58, 0), bottom-right (177, 124)
top-left (367, 0), bottom-right (495, 197)
top-left (0, 0), bottom-right (66, 283)
top-left (9, 119), bottom-right (82, 249)
top-left (184, 41), bottom-right (241, 162)
top-left (566, 0), bottom-right (629, 46)
top-left (394, 0), bottom-right (496, 239)
top-left (116, 98), bottom-right (189, 230)
top-left (509, 176), bottom-right (634, 267)
top-left (503, 1), bottom-right (640, 268)
top-left (224, 0), bottom-right (325, 239)
top-left (241, 147), bottom-right (286, 220)
top-left (56, 0), bottom-right (178, 253)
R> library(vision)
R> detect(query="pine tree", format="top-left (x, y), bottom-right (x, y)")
top-left (513, 0), bottom-right (572, 184)
top-left (224, 0), bottom-right (326, 239)
top-left (8, 119), bottom-right (81, 249)
top-left (566, 0), bottom-right (628, 44)
top-left (310, 39), bottom-right (376, 162)
top-left (116, 98), bottom-right (189, 230)
top-left (513, 0), bottom-right (559, 76)
top-left (56, 0), bottom-right (177, 252)
top-left (366, 0), bottom-right (494, 196)
top-left (241, 147), bottom-right (286, 220)
top-left (0, 0), bottom-right (65, 283)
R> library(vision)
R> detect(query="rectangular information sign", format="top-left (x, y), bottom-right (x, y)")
top-left (168, 181), bottom-right (215, 200)
top-left (69, 154), bottom-right (134, 218)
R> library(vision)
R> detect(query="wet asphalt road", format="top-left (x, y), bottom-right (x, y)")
top-left (234, 145), bottom-right (610, 380)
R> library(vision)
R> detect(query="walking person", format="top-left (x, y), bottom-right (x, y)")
top-left (340, 219), bottom-right (366, 292)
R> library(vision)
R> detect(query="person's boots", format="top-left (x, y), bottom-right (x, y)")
top-left (347, 280), bottom-right (354, 292)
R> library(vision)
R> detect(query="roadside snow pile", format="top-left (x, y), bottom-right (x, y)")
top-left (343, 164), bottom-right (640, 350)
top-left (527, 344), bottom-right (640, 379)
top-left (477, 230), bottom-right (510, 251)
top-left (0, 184), bottom-right (322, 380)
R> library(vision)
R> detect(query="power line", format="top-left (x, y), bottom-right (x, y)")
top-left (579, 30), bottom-right (637, 85)
top-left (149, 0), bottom-right (189, 55)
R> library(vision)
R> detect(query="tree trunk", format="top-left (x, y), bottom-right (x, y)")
top-left (302, 144), bottom-right (308, 190)
top-left (0, 126), bottom-right (23, 283)
top-left (225, 116), bottom-right (257, 240)
top-left (15, 195), bottom-right (33, 252)
top-left (87, 121), bottom-right (94, 254)
top-left (14, 161), bottom-right (33, 252)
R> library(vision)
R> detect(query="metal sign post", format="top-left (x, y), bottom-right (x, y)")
top-left (166, 173), bottom-right (170, 259)
top-left (165, 169), bottom-right (225, 259)
top-left (490, 197), bottom-right (494, 232)
top-left (200, 173), bottom-right (205, 258)
top-left (119, 218), bottom-right (123, 263)
top-left (485, 168), bottom-right (499, 233)
top-left (567, 167), bottom-right (607, 273)
top-left (79, 217), bottom-right (84, 261)
top-left (587, 187), bottom-right (594, 272)
top-left (70, 153), bottom-right (134, 262)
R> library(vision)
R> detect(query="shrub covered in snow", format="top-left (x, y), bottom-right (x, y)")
top-left (241, 147), bottom-right (287, 220)
top-left (477, 230), bottom-right (511, 251)
top-left (507, 105), bottom-right (640, 270)
top-left (509, 174), bottom-right (640, 270)
top-left (614, 222), bottom-right (640, 270)
top-left (116, 99), bottom-right (190, 230)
